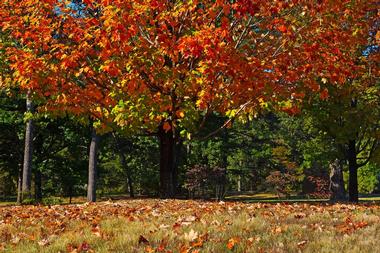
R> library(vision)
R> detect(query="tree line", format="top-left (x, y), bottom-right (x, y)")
top-left (1, 93), bottom-right (379, 203)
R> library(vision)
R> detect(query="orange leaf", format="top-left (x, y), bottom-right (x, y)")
top-left (223, 5), bottom-right (230, 15)
top-left (355, 221), bottom-right (368, 229)
top-left (320, 88), bottom-right (329, 100)
top-left (278, 25), bottom-right (287, 33)
top-left (227, 237), bottom-right (240, 250)
top-left (190, 238), bottom-right (204, 248)
top-left (176, 110), bottom-right (185, 118)
top-left (163, 122), bottom-right (171, 132)
top-left (180, 245), bottom-right (191, 253)
top-left (145, 246), bottom-right (155, 253)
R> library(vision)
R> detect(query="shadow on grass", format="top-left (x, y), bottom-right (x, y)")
top-left (225, 192), bottom-right (380, 204)
top-left (1, 193), bottom-right (380, 207)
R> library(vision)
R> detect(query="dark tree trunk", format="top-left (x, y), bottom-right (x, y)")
top-left (34, 169), bottom-right (42, 202)
top-left (69, 185), bottom-right (73, 204)
top-left (172, 140), bottom-right (183, 195)
top-left (348, 140), bottom-right (359, 202)
top-left (329, 159), bottom-right (346, 202)
top-left (113, 134), bottom-right (134, 198)
top-left (17, 167), bottom-right (23, 204)
top-left (87, 128), bottom-right (99, 202)
top-left (218, 169), bottom-right (227, 201)
top-left (22, 92), bottom-right (34, 201)
top-left (158, 124), bottom-right (176, 199)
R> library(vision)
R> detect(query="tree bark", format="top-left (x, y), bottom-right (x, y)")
top-left (113, 134), bottom-right (134, 198)
top-left (21, 92), bottom-right (34, 201)
top-left (87, 128), bottom-right (99, 202)
top-left (172, 140), bottom-right (183, 196)
top-left (348, 140), bottom-right (359, 202)
top-left (69, 184), bottom-right (73, 204)
top-left (17, 167), bottom-right (23, 204)
top-left (329, 159), bottom-right (346, 202)
top-left (158, 124), bottom-right (176, 198)
top-left (237, 160), bottom-right (242, 192)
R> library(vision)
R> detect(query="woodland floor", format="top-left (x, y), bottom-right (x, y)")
top-left (1, 199), bottom-right (380, 253)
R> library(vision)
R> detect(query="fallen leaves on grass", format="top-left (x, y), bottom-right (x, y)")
top-left (335, 217), bottom-right (369, 234)
top-left (226, 237), bottom-right (240, 250)
top-left (0, 200), bottom-right (379, 252)
top-left (67, 241), bottom-right (92, 253)
top-left (183, 229), bottom-right (198, 242)
top-left (297, 240), bottom-right (307, 247)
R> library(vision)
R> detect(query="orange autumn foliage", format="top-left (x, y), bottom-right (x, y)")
top-left (1, 0), bottom-right (377, 133)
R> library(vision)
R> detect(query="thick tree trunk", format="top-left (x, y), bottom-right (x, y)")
top-left (34, 169), bottom-right (42, 202)
top-left (69, 185), bottom-right (73, 204)
top-left (22, 92), bottom-right (34, 201)
top-left (172, 140), bottom-right (183, 196)
top-left (113, 135), bottom-right (134, 198)
top-left (329, 159), bottom-right (346, 201)
top-left (214, 168), bottom-right (227, 201)
top-left (348, 140), bottom-right (359, 202)
top-left (158, 124), bottom-right (176, 199)
top-left (87, 128), bottom-right (99, 202)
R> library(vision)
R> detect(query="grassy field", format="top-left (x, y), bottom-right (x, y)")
top-left (1, 199), bottom-right (380, 253)
top-left (1, 193), bottom-right (380, 207)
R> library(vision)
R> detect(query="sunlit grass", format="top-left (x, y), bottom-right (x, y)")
top-left (0, 199), bottom-right (379, 252)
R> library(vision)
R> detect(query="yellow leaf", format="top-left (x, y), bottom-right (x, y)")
top-left (176, 110), bottom-right (185, 118)
top-left (145, 246), bottom-right (154, 253)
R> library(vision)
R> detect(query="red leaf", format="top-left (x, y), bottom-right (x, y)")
top-left (278, 25), bottom-right (287, 33)
top-left (162, 122), bottom-right (171, 132)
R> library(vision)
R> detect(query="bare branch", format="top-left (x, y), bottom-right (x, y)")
top-left (235, 16), bottom-right (252, 49)
top-left (195, 99), bottom-right (253, 141)
top-left (208, 9), bottom-right (223, 26)
top-left (138, 24), bottom-right (155, 46)
top-left (357, 136), bottom-right (372, 154)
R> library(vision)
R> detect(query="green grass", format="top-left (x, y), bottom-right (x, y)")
top-left (1, 193), bottom-right (380, 207)
top-left (0, 201), bottom-right (14, 206)
top-left (0, 199), bottom-right (379, 252)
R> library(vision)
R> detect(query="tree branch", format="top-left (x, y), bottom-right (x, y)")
top-left (138, 24), bottom-right (155, 46)
top-left (357, 140), bottom-right (378, 167)
top-left (195, 99), bottom-right (253, 141)
top-left (234, 16), bottom-right (252, 49)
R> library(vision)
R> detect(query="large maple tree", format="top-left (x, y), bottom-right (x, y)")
top-left (1, 0), bottom-right (377, 198)
top-left (297, 2), bottom-right (379, 202)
